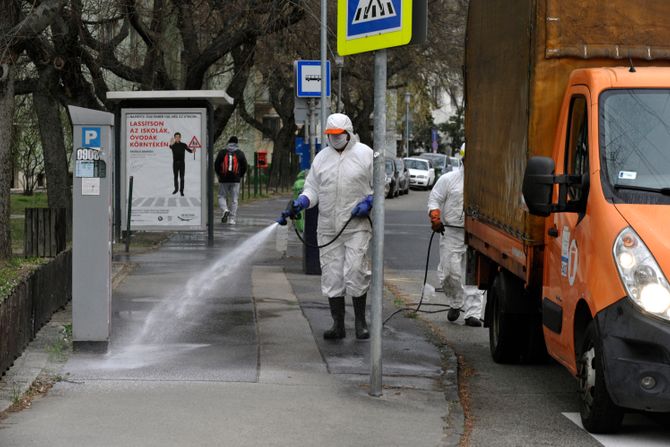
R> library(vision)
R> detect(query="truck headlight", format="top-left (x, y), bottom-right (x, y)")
top-left (614, 227), bottom-right (670, 320)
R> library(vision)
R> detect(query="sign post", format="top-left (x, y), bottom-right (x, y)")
top-left (321, 0), bottom-right (329, 148)
top-left (69, 106), bottom-right (114, 352)
top-left (337, 0), bottom-right (421, 398)
top-left (370, 49), bottom-right (387, 397)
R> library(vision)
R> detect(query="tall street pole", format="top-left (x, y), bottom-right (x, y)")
top-left (370, 48), bottom-right (387, 397)
top-left (308, 98), bottom-right (316, 163)
top-left (404, 92), bottom-right (411, 157)
top-left (320, 0), bottom-right (328, 145)
top-left (336, 56), bottom-right (344, 113)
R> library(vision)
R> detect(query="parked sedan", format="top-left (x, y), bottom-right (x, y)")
top-left (449, 156), bottom-right (463, 170)
top-left (418, 153), bottom-right (449, 177)
top-left (385, 158), bottom-right (400, 198)
top-left (395, 157), bottom-right (410, 195)
top-left (404, 157), bottom-right (436, 190)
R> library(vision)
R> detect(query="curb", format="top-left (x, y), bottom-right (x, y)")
top-left (383, 279), bottom-right (464, 447)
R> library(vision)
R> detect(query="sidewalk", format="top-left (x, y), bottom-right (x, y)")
top-left (0, 197), bottom-right (460, 446)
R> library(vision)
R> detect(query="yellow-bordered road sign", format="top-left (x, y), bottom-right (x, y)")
top-left (338, 0), bottom-right (412, 56)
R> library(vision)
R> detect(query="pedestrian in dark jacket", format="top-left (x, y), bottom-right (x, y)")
top-left (214, 136), bottom-right (248, 224)
top-left (169, 132), bottom-right (193, 196)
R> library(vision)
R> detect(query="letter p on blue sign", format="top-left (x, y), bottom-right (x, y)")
top-left (82, 127), bottom-right (101, 148)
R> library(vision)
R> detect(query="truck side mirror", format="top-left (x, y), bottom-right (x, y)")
top-left (523, 157), bottom-right (555, 217)
top-left (523, 156), bottom-right (586, 216)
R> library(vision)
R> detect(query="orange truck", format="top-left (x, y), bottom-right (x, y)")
top-left (465, 0), bottom-right (670, 433)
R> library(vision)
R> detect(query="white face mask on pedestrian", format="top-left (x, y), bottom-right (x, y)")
top-left (328, 133), bottom-right (349, 151)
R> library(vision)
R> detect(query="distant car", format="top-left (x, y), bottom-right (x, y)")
top-left (449, 156), bottom-right (463, 170)
top-left (395, 157), bottom-right (410, 195)
top-left (404, 157), bottom-right (436, 190)
top-left (418, 153), bottom-right (449, 177)
top-left (385, 158), bottom-right (400, 198)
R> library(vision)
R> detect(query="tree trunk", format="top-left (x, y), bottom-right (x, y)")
top-left (0, 0), bottom-right (17, 259)
top-left (34, 67), bottom-right (71, 209)
top-left (0, 64), bottom-right (15, 259)
top-left (270, 121), bottom-right (296, 189)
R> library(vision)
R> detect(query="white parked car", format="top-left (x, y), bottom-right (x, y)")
top-left (449, 156), bottom-right (463, 170)
top-left (404, 157), bottom-right (436, 190)
top-left (418, 153), bottom-right (449, 177)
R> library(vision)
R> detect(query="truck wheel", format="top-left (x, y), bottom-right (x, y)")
top-left (489, 273), bottom-right (522, 364)
top-left (578, 322), bottom-right (624, 433)
top-left (524, 313), bottom-right (549, 364)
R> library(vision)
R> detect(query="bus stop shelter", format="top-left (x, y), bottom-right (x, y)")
top-left (107, 90), bottom-right (232, 246)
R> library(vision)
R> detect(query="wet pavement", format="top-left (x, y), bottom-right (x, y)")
top-left (0, 195), bottom-right (456, 447)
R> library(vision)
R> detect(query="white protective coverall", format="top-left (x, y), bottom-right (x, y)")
top-left (427, 166), bottom-right (484, 320)
top-left (301, 114), bottom-right (373, 298)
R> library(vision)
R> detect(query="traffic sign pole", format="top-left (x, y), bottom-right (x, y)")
top-left (320, 0), bottom-right (328, 145)
top-left (369, 48), bottom-right (387, 398)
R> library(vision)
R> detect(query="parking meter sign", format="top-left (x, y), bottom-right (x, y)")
top-left (82, 127), bottom-right (101, 148)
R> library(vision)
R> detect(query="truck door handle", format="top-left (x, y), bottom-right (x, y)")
top-left (548, 227), bottom-right (559, 238)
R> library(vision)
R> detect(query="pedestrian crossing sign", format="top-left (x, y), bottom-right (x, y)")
top-left (188, 136), bottom-right (202, 149)
top-left (338, 0), bottom-right (412, 55)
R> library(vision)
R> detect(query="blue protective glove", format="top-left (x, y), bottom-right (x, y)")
top-left (351, 195), bottom-right (373, 217)
top-left (277, 195), bottom-right (310, 225)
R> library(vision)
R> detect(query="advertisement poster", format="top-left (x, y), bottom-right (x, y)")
top-left (123, 109), bottom-right (205, 229)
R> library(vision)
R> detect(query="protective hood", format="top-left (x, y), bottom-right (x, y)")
top-left (615, 203), bottom-right (670, 277)
top-left (325, 113), bottom-right (354, 137)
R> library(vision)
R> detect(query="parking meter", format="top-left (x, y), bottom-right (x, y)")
top-left (68, 106), bottom-right (114, 352)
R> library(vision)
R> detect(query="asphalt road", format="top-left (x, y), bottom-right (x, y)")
top-left (382, 187), bottom-right (670, 447)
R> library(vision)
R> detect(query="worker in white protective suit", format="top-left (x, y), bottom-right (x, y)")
top-left (427, 146), bottom-right (483, 327)
top-left (278, 113), bottom-right (373, 340)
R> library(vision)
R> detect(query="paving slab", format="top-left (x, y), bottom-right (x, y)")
top-left (0, 196), bottom-right (454, 447)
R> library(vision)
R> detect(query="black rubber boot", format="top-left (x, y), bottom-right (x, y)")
top-left (323, 297), bottom-right (346, 339)
top-left (352, 294), bottom-right (370, 340)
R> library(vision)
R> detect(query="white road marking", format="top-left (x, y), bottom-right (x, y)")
top-left (563, 412), bottom-right (670, 446)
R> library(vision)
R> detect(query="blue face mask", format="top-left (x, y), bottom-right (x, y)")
top-left (328, 133), bottom-right (349, 150)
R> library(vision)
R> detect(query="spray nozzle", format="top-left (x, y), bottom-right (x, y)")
top-left (276, 215), bottom-right (288, 226)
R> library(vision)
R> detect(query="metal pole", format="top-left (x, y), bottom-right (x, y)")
top-left (207, 104), bottom-right (214, 246)
top-left (336, 56), bottom-right (344, 113)
top-left (308, 98), bottom-right (317, 163)
top-left (125, 176), bottom-right (133, 253)
top-left (320, 0), bottom-right (328, 145)
top-left (370, 49), bottom-right (387, 397)
top-left (254, 152), bottom-right (259, 197)
top-left (405, 92), bottom-right (411, 157)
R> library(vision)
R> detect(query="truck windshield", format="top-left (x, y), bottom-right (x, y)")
top-left (600, 89), bottom-right (670, 202)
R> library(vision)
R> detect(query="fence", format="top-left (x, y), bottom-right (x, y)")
top-left (239, 153), bottom-right (302, 201)
top-left (24, 208), bottom-right (69, 258)
top-left (0, 250), bottom-right (72, 376)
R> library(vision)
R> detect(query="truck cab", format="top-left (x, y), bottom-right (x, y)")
top-left (521, 67), bottom-right (670, 431)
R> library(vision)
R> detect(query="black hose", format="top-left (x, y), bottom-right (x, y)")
top-left (291, 210), bottom-right (463, 324)
top-left (382, 229), bottom-right (467, 325)
top-left (293, 215), bottom-right (373, 249)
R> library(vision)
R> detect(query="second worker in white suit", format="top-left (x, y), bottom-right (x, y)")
top-left (427, 148), bottom-right (483, 327)
top-left (278, 113), bottom-right (373, 340)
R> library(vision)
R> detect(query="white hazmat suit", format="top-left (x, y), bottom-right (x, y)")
top-left (301, 114), bottom-right (373, 298)
top-left (427, 165), bottom-right (484, 322)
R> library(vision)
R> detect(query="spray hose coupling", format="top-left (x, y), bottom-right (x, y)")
top-left (276, 196), bottom-right (310, 226)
